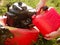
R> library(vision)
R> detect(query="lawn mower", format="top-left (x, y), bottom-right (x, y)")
top-left (0, 2), bottom-right (39, 45)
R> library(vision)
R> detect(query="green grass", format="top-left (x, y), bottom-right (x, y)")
top-left (46, 0), bottom-right (60, 13)
top-left (0, 0), bottom-right (60, 15)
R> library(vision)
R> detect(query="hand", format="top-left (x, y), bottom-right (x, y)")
top-left (36, 3), bottom-right (44, 12)
top-left (36, 0), bottom-right (46, 12)
top-left (44, 28), bottom-right (60, 40)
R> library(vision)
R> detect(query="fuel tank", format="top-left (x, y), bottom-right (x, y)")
top-left (32, 7), bottom-right (60, 36)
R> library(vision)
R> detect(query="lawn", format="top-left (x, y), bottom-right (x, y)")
top-left (0, 0), bottom-right (60, 15)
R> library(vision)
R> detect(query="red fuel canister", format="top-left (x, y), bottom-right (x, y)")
top-left (32, 7), bottom-right (60, 36)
